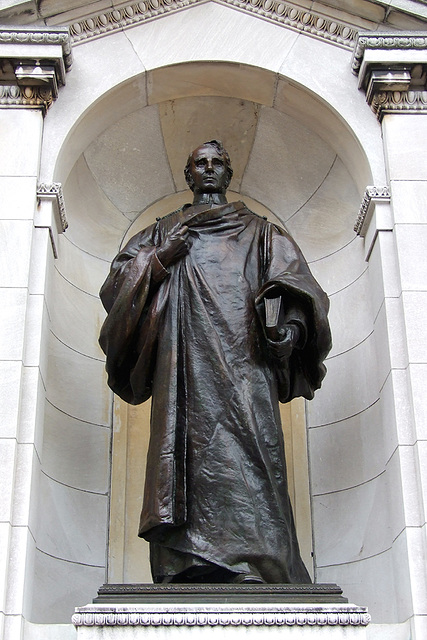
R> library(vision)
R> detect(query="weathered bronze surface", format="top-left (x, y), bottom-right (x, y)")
top-left (99, 141), bottom-right (332, 585)
top-left (94, 583), bottom-right (348, 604)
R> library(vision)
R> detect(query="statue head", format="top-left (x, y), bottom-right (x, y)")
top-left (184, 140), bottom-right (233, 195)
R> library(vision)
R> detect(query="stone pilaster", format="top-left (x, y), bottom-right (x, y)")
top-left (353, 32), bottom-right (427, 640)
top-left (0, 27), bottom-right (71, 640)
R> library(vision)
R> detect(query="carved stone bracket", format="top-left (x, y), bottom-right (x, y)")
top-left (0, 27), bottom-right (72, 113)
top-left (68, 0), bottom-right (358, 50)
top-left (36, 182), bottom-right (68, 258)
top-left (352, 33), bottom-right (427, 120)
top-left (355, 186), bottom-right (392, 262)
top-left (354, 186), bottom-right (391, 236)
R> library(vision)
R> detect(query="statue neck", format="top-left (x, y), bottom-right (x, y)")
top-left (192, 193), bottom-right (228, 206)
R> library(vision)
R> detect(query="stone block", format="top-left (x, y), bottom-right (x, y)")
top-left (401, 291), bottom-right (427, 364)
top-left (306, 333), bottom-right (378, 428)
top-left (241, 106), bottom-right (336, 240)
top-left (0, 220), bottom-right (32, 288)
top-left (127, 3), bottom-right (299, 73)
top-left (327, 268), bottom-right (373, 358)
top-left (384, 115), bottom-right (427, 181)
top-left (0, 110), bottom-right (42, 177)
top-left (148, 62), bottom-right (277, 108)
top-left (409, 363), bottom-right (427, 441)
top-left (159, 96), bottom-right (259, 193)
top-left (0, 439), bottom-right (16, 523)
top-left (63, 155), bottom-right (129, 261)
top-left (30, 548), bottom-right (105, 624)
top-left (0, 288), bottom-right (27, 361)
top-left (55, 235), bottom-right (110, 299)
top-left (45, 334), bottom-right (111, 427)
top-left (36, 472), bottom-right (108, 567)
top-left (309, 400), bottom-right (386, 495)
top-left (0, 361), bottom-right (21, 438)
top-left (396, 226), bottom-right (427, 293)
top-left (312, 470), bottom-right (398, 567)
top-left (391, 180), bottom-right (427, 225)
top-left (308, 237), bottom-right (365, 298)
top-left (42, 402), bottom-right (110, 494)
top-left (48, 269), bottom-right (106, 361)
top-left (84, 105), bottom-right (174, 217)
top-left (0, 177), bottom-right (37, 220)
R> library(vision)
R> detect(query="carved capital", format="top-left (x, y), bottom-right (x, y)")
top-left (352, 33), bottom-right (427, 120)
top-left (0, 27), bottom-right (72, 113)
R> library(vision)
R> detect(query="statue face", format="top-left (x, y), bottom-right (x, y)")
top-left (189, 145), bottom-right (229, 195)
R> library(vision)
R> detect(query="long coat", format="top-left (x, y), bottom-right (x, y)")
top-left (99, 201), bottom-right (331, 583)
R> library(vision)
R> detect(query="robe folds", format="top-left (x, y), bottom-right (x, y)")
top-left (99, 201), bottom-right (332, 583)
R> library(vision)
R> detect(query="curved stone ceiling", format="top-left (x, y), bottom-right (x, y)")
top-left (64, 93), bottom-right (360, 266)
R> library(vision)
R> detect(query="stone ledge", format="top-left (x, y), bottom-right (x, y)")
top-left (73, 602), bottom-right (370, 628)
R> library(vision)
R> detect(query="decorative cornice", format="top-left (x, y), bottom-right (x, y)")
top-left (0, 84), bottom-right (53, 113)
top-left (352, 33), bottom-right (427, 76)
top-left (37, 182), bottom-right (68, 231)
top-left (354, 186), bottom-right (390, 235)
top-left (69, 0), bottom-right (358, 50)
top-left (0, 27), bottom-right (72, 74)
top-left (0, 27), bottom-right (72, 112)
top-left (72, 607), bottom-right (371, 627)
top-left (352, 32), bottom-right (427, 120)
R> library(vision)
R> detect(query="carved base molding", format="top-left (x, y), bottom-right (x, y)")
top-left (73, 602), bottom-right (370, 636)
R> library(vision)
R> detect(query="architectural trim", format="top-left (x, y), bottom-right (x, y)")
top-left (354, 186), bottom-right (390, 235)
top-left (0, 84), bottom-right (53, 112)
top-left (370, 89), bottom-right (427, 118)
top-left (72, 605), bottom-right (371, 628)
top-left (352, 33), bottom-right (427, 76)
top-left (352, 32), bottom-right (427, 120)
top-left (37, 182), bottom-right (68, 232)
top-left (36, 182), bottom-right (68, 258)
top-left (69, 0), bottom-right (358, 50)
top-left (0, 27), bottom-right (73, 73)
top-left (0, 27), bottom-right (72, 112)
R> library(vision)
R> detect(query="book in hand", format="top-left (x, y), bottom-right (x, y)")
top-left (264, 296), bottom-right (283, 342)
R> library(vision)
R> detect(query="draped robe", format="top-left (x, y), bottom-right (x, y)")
top-left (99, 201), bottom-right (331, 583)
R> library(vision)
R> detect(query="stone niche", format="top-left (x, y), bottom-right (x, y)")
top-left (32, 57), bottom-right (390, 628)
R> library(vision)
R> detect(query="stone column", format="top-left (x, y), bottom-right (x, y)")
top-left (0, 27), bottom-right (71, 640)
top-left (353, 33), bottom-right (427, 640)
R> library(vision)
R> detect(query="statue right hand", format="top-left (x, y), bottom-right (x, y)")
top-left (156, 223), bottom-right (191, 269)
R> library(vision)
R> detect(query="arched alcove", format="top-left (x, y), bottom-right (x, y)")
top-left (30, 57), bottom-right (400, 626)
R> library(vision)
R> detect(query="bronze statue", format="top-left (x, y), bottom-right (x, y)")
top-left (99, 141), bottom-right (332, 585)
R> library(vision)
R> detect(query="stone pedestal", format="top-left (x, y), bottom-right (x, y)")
top-left (73, 585), bottom-right (370, 639)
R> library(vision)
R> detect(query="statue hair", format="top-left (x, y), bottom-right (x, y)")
top-left (184, 140), bottom-right (233, 192)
